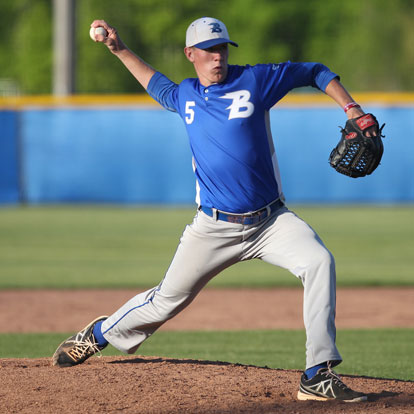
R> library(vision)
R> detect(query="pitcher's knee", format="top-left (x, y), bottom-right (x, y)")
top-left (300, 246), bottom-right (335, 282)
top-left (150, 291), bottom-right (193, 322)
top-left (317, 247), bottom-right (335, 269)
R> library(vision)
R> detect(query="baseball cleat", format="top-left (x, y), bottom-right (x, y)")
top-left (297, 367), bottom-right (367, 402)
top-left (52, 316), bottom-right (108, 368)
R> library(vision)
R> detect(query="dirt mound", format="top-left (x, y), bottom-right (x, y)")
top-left (1, 287), bottom-right (413, 412)
top-left (1, 356), bottom-right (413, 414)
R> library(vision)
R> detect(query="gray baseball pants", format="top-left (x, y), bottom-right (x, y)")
top-left (101, 205), bottom-right (342, 369)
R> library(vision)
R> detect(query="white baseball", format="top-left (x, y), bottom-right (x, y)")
top-left (89, 26), bottom-right (108, 41)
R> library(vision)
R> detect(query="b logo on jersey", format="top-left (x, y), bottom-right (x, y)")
top-left (220, 90), bottom-right (255, 120)
top-left (209, 23), bottom-right (222, 33)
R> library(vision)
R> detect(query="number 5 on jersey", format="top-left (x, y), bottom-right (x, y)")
top-left (185, 101), bottom-right (196, 124)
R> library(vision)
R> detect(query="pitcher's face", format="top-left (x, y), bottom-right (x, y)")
top-left (184, 43), bottom-right (229, 86)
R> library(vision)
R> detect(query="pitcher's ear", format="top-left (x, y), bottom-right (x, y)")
top-left (184, 46), bottom-right (195, 63)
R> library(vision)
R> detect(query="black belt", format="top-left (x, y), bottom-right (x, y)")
top-left (200, 199), bottom-right (284, 225)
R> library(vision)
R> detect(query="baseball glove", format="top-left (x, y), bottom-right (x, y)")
top-left (329, 113), bottom-right (385, 178)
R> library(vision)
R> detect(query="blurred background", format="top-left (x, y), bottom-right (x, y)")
top-left (1, 0), bottom-right (413, 94)
top-left (0, 0), bottom-right (413, 205)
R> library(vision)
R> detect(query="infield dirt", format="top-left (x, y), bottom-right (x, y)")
top-left (1, 287), bottom-right (413, 413)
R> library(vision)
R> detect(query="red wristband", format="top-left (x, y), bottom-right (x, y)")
top-left (344, 102), bottom-right (360, 113)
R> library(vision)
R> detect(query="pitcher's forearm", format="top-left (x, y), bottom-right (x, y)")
top-left (325, 78), bottom-right (365, 119)
top-left (114, 48), bottom-right (156, 90)
top-left (90, 19), bottom-right (156, 90)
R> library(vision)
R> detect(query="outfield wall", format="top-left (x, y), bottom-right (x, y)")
top-left (1, 94), bottom-right (413, 205)
top-left (0, 111), bottom-right (20, 204)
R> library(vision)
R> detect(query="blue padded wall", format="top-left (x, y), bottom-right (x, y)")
top-left (1, 104), bottom-right (411, 205)
top-left (0, 111), bottom-right (19, 204)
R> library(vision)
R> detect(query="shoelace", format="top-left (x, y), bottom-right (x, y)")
top-left (67, 332), bottom-right (102, 361)
top-left (323, 365), bottom-right (349, 390)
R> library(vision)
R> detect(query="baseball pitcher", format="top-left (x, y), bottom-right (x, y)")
top-left (53, 17), bottom-right (384, 402)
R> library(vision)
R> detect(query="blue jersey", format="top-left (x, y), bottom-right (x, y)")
top-left (147, 62), bottom-right (338, 213)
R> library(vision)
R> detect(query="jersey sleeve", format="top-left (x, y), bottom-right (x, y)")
top-left (146, 72), bottom-right (179, 112)
top-left (254, 62), bottom-right (339, 110)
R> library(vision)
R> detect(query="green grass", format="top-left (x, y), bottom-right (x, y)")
top-left (1, 329), bottom-right (412, 381)
top-left (0, 205), bottom-right (413, 288)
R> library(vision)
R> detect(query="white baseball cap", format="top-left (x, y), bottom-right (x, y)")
top-left (186, 17), bottom-right (238, 49)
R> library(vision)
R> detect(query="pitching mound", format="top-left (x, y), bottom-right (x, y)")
top-left (1, 356), bottom-right (413, 414)
top-left (1, 288), bottom-right (413, 412)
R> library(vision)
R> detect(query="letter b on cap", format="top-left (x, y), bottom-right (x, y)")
top-left (209, 22), bottom-right (222, 33)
